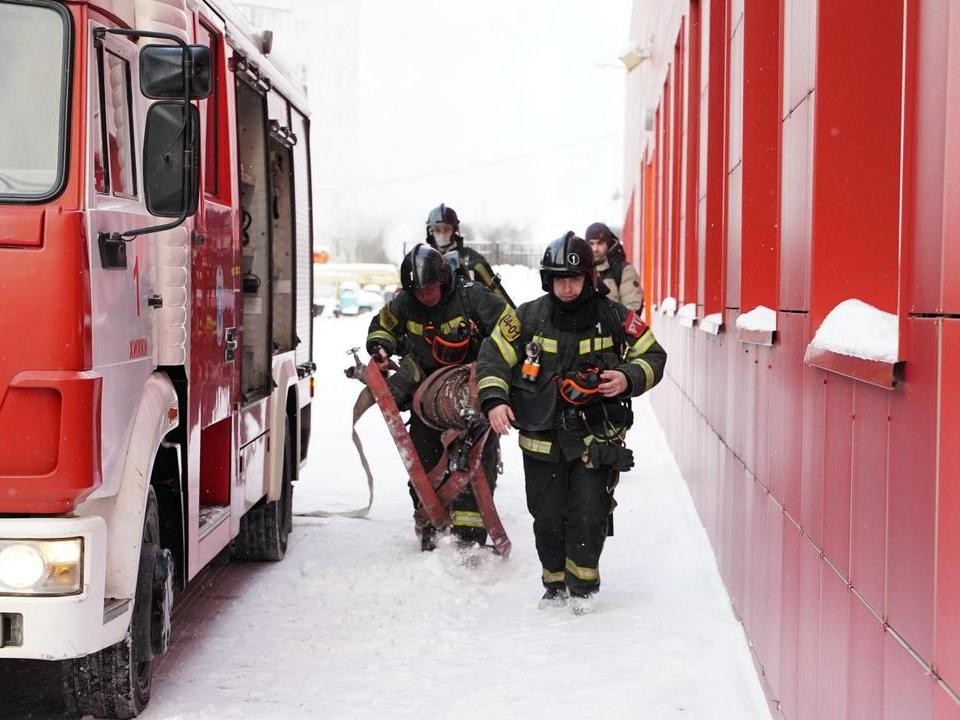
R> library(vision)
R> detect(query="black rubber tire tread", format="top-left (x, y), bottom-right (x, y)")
top-left (232, 419), bottom-right (294, 561)
top-left (63, 488), bottom-right (160, 719)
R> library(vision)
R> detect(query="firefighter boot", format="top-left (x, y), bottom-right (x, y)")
top-left (569, 591), bottom-right (598, 616)
top-left (538, 583), bottom-right (569, 609)
top-left (418, 525), bottom-right (437, 552)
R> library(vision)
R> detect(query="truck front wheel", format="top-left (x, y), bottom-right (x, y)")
top-left (63, 487), bottom-right (170, 719)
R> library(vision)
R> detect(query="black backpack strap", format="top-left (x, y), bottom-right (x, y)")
top-left (609, 260), bottom-right (625, 288)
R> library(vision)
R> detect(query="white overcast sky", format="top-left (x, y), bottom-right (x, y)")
top-left (247, 0), bottom-right (632, 262)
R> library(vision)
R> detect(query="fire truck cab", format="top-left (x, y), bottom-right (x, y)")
top-left (0, 0), bottom-right (315, 715)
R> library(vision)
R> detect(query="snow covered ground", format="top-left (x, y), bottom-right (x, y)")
top-left (141, 269), bottom-right (771, 720)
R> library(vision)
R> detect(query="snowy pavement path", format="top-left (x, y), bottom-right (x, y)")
top-left (140, 307), bottom-right (770, 720)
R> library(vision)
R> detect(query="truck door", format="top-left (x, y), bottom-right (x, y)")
top-left (193, 19), bottom-right (239, 428)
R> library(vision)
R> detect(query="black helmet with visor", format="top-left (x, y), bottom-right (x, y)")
top-left (539, 231), bottom-right (595, 292)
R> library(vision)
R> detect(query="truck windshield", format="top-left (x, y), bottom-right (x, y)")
top-left (0, 1), bottom-right (70, 201)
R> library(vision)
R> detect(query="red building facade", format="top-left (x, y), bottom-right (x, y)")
top-left (623, 2), bottom-right (960, 718)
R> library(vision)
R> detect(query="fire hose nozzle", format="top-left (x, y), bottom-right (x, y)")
top-left (344, 347), bottom-right (365, 380)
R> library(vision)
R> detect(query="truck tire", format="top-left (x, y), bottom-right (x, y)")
top-left (63, 487), bottom-right (168, 719)
top-left (232, 419), bottom-right (294, 561)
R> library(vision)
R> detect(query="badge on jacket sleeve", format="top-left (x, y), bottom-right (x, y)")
top-left (623, 310), bottom-right (647, 338)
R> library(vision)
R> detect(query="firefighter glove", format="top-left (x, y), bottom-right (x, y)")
top-left (585, 443), bottom-right (634, 472)
top-left (369, 343), bottom-right (391, 369)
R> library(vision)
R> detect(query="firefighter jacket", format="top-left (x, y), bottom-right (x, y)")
top-left (596, 256), bottom-right (644, 311)
top-left (476, 292), bottom-right (667, 461)
top-left (366, 282), bottom-right (516, 401)
top-left (453, 245), bottom-right (514, 308)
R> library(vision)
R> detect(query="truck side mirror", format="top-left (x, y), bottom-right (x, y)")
top-left (143, 102), bottom-right (200, 217)
top-left (140, 44), bottom-right (212, 100)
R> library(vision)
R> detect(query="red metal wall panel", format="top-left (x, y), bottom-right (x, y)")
top-left (774, 312), bottom-right (806, 518)
top-left (902, 0), bottom-right (949, 314)
top-left (936, 684), bottom-right (960, 720)
top-left (796, 541), bottom-right (822, 720)
top-left (671, 40), bottom-right (684, 301)
top-left (655, 107), bottom-right (665, 305)
top-left (936, 319), bottom-right (960, 689)
top-left (726, 166), bottom-right (742, 310)
top-left (938, 668), bottom-right (960, 719)
top-left (635, 2), bottom-right (960, 717)
top-left (782, 0), bottom-right (815, 116)
top-left (816, 566), bottom-right (850, 720)
top-left (740, 0), bottom-right (782, 314)
top-left (810, 0), bottom-right (902, 327)
top-left (726, 10), bottom-right (744, 310)
top-left (754, 345), bottom-right (772, 486)
top-left (799, 363), bottom-right (825, 548)
top-left (779, 515), bottom-right (802, 720)
top-left (886, 318), bottom-right (938, 662)
top-left (663, 73), bottom-right (676, 302)
top-left (821, 376), bottom-right (853, 579)
top-left (703, 0), bottom-right (728, 316)
top-left (942, 5), bottom-right (960, 315)
top-left (849, 383), bottom-right (890, 615)
top-left (883, 632), bottom-right (934, 720)
top-left (682, 3), bottom-right (702, 307)
top-left (846, 597), bottom-right (885, 720)
top-left (763, 494), bottom-right (785, 701)
top-left (778, 98), bottom-right (812, 312)
top-left (742, 343), bottom-right (759, 475)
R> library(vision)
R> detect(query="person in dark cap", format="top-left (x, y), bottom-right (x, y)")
top-left (584, 222), bottom-right (643, 312)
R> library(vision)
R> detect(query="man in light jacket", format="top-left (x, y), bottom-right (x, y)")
top-left (585, 222), bottom-right (643, 312)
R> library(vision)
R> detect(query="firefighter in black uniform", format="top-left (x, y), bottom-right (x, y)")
top-left (425, 203), bottom-right (515, 308)
top-left (367, 243), bottom-right (517, 550)
top-left (476, 232), bottom-right (667, 613)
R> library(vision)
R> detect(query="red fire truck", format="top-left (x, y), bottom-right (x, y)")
top-left (0, 0), bottom-right (315, 715)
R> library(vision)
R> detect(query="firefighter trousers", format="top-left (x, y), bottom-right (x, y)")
top-left (408, 414), bottom-right (499, 545)
top-left (522, 453), bottom-right (613, 597)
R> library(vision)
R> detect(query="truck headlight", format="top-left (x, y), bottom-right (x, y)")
top-left (0, 538), bottom-right (83, 595)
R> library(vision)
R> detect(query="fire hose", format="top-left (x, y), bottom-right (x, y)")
top-left (298, 350), bottom-right (511, 557)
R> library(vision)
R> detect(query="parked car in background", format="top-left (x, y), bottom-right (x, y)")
top-left (334, 281), bottom-right (385, 316)
top-left (315, 263), bottom-right (398, 319)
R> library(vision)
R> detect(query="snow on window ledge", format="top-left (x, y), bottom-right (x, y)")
top-left (699, 312), bottom-right (723, 335)
top-left (804, 298), bottom-right (903, 388)
top-left (659, 296), bottom-right (677, 317)
top-left (736, 305), bottom-right (776, 346)
top-left (677, 302), bottom-right (697, 328)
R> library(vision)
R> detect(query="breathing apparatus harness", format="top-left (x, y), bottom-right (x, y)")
top-left (420, 283), bottom-right (481, 367)
top-left (518, 301), bottom-right (634, 443)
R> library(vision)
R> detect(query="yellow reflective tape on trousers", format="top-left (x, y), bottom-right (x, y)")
top-left (519, 434), bottom-right (552, 454)
top-left (578, 336), bottom-right (614, 354)
top-left (532, 335), bottom-right (557, 353)
top-left (565, 557), bottom-right (599, 581)
top-left (368, 330), bottom-right (397, 346)
top-left (452, 510), bottom-right (485, 528)
top-left (492, 329), bottom-right (519, 367)
top-left (477, 376), bottom-right (510, 393)
top-left (542, 569), bottom-right (565, 584)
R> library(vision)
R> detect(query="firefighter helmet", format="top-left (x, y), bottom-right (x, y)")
top-left (400, 243), bottom-right (452, 293)
top-left (425, 204), bottom-right (462, 248)
top-left (539, 231), bottom-right (595, 291)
